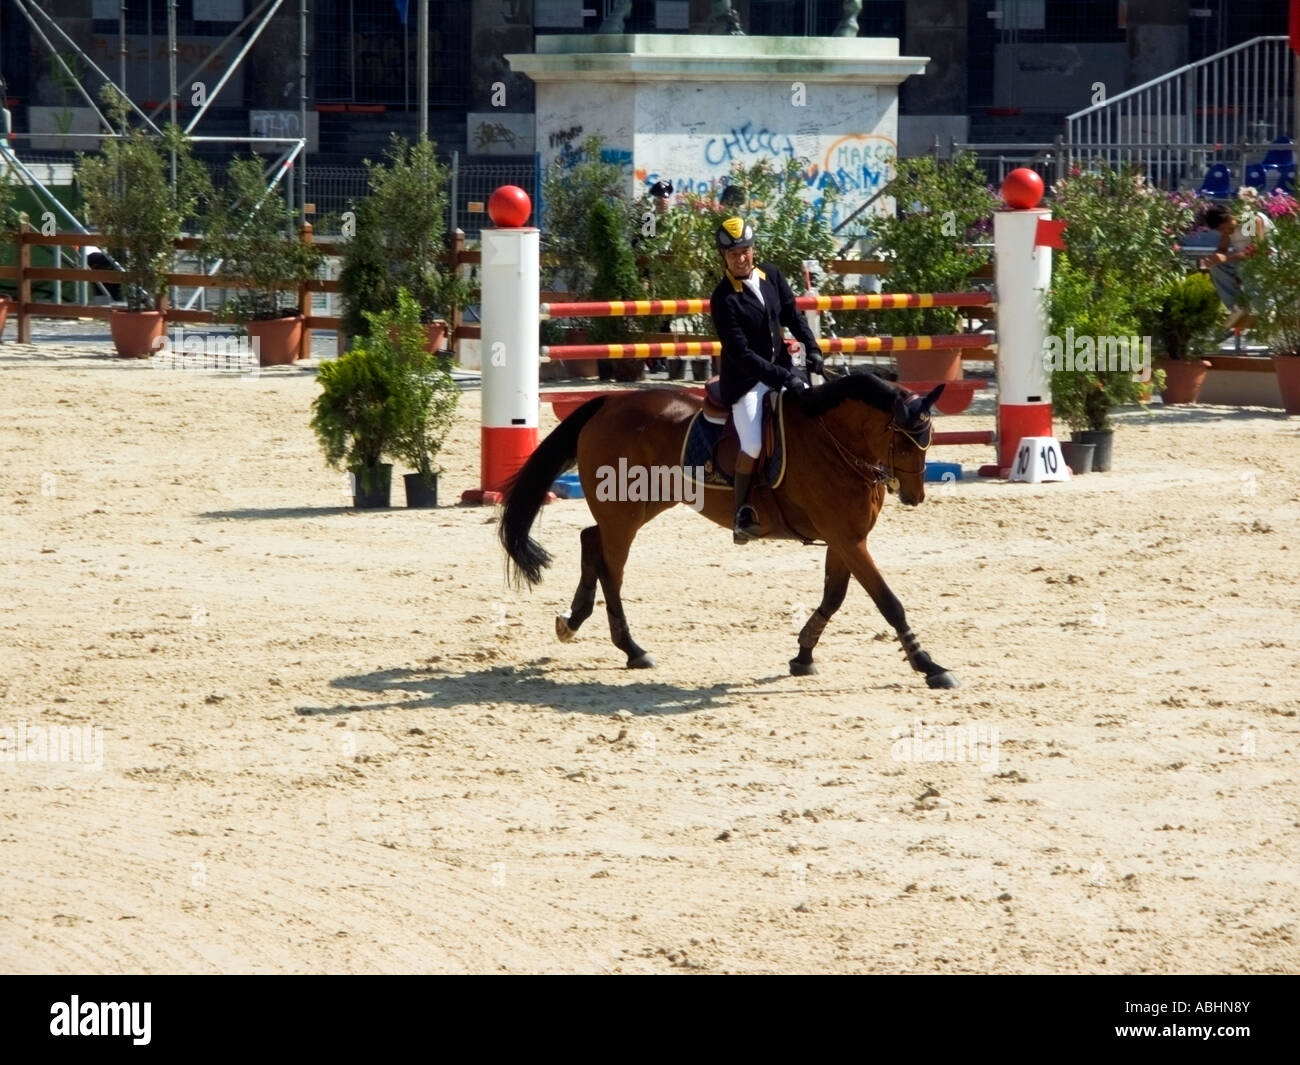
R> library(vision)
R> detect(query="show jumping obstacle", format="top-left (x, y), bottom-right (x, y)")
top-left (464, 179), bottom-right (1053, 502)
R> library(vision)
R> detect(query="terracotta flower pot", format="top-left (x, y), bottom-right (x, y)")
top-left (424, 319), bottom-right (448, 353)
top-left (1275, 354), bottom-right (1300, 416)
top-left (895, 348), bottom-right (964, 384)
top-left (559, 329), bottom-right (597, 379)
top-left (109, 309), bottom-right (165, 358)
top-left (246, 314), bottom-right (303, 366)
top-left (387, 320), bottom-right (450, 357)
top-left (1157, 357), bottom-right (1212, 405)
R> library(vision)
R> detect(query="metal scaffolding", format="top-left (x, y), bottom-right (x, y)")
top-left (0, 0), bottom-right (312, 306)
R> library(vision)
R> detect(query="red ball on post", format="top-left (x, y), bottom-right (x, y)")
top-left (1001, 168), bottom-right (1044, 210)
top-left (487, 185), bottom-right (532, 227)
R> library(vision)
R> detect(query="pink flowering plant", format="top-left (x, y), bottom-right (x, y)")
top-left (1046, 163), bottom-right (1195, 429)
top-left (1241, 190), bottom-right (1300, 355)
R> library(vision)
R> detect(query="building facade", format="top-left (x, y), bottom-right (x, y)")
top-left (0, 1), bottom-right (1290, 222)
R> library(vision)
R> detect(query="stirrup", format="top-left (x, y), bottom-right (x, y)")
top-left (733, 505), bottom-right (761, 544)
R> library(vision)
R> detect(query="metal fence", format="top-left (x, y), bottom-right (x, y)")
top-left (303, 165), bottom-right (371, 221)
top-left (935, 143), bottom-right (1061, 188)
top-left (289, 157), bottom-right (536, 242)
top-left (447, 157), bottom-right (537, 242)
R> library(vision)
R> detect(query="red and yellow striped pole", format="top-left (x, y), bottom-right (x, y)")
top-left (539, 292), bottom-right (993, 319)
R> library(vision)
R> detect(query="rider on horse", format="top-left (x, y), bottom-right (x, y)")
top-left (709, 216), bottom-right (825, 544)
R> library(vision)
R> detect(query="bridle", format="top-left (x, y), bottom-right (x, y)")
top-left (814, 401), bottom-right (932, 491)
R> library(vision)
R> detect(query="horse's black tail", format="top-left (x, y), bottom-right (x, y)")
top-left (499, 396), bottom-right (608, 589)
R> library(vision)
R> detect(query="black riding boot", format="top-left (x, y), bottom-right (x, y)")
top-left (733, 453), bottom-right (761, 544)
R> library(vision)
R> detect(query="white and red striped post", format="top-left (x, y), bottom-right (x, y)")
top-left (462, 186), bottom-right (539, 505)
top-left (984, 169), bottom-right (1055, 477)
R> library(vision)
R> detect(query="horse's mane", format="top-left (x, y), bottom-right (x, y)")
top-left (793, 368), bottom-right (903, 418)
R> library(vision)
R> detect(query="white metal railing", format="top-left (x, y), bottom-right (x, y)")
top-left (1067, 35), bottom-right (1296, 190)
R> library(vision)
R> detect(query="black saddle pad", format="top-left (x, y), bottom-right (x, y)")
top-left (680, 394), bottom-right (787, 490)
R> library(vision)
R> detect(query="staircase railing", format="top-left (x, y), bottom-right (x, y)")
top-left (1066, 35), bottom-right (1295, 190)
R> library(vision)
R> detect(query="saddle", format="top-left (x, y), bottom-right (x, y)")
top-left (682, 377), bottom-right (787, 490)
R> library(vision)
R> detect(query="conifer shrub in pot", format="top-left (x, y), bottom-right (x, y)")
top-left (375, 289), bottom-right (460, 507)
top-left (337, 135), bottom-right (470, 350)
top-left (311, 334), bottom-right (411, 510)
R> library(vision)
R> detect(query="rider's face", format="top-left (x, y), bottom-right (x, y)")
top-left (724, 245), bottom-right (754, 277)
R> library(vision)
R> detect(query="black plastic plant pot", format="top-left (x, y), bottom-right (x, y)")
top-left (1071, 430), bottom-right (1113, 472)
top-left (1060, 440), bottom-right (1095, 476)
top-left (351, 463), bottom-right (392, 508)
top-left (404, 472), bottom-right (438, 508)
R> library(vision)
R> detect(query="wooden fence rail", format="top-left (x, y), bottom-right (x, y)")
top-left (0, 226), bottom-right (480, 360)
top-left (0, 224), bottom-right (990, 364)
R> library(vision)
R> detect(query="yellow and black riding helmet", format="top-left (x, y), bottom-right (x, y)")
top-left (715, 216), bottom-right (756, 252)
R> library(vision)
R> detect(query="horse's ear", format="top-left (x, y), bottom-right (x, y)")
top-left (921, 383), bottom-right (945, 414)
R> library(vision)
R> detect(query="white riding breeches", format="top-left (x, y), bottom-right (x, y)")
top-left (732, 381), bottom-right (771, 458)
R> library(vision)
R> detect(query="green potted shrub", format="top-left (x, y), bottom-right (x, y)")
top-left (1046, 164), bottom-right (1190, 468)
top-left (311, 337), bottom-right (411, 510)
top-left (338, 135), bottom-right (470, 352)
top-left (1146, 272), bottom-right (1222, 404)
top-left (1241, 190), bottom-right (1300, 414)
top-left (375, 288), bottom-right (461, 506)
top-left (205, 154), bottom-right (323, 364)
top-left (75, 85), bottom-right (208, 356)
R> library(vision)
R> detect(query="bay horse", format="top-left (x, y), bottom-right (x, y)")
top-left (499, 371), bottom-right (958, 688)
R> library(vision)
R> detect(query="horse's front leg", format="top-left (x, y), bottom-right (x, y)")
top-left (790, 547), bottom-right (851, 676)
top-left (838, 538), bottom-right (959, 689)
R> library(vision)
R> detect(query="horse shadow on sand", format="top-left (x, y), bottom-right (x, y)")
top-left (297, 660), bottom-right (833, 719)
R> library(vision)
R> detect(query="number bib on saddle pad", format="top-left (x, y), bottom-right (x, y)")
top-left (680, 382), bottom-right (789, 490)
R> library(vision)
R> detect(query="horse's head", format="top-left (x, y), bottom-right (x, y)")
top-left (886, 384), bottom-right (942, 506)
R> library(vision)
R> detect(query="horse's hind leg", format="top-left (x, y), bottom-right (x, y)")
top-left (790, 547), bottom-right (851, 676)
top-left (556, 525), bottom-right (601, 643)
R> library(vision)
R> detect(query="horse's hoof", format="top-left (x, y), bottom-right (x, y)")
top-left (926, 670), bottom-right (960, 690)
top-left (555, 614), bottom-right (576, 643)
top-left (789, 658), bottom-right (818, 676)
top-left (627, 652), bottom-right (656, 669)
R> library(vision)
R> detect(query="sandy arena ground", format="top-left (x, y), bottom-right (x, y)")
top-left (1, 335), bottom-right (1297, 974)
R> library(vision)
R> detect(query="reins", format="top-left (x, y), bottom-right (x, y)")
top-left (813, 411), bottom-right (891, 486)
